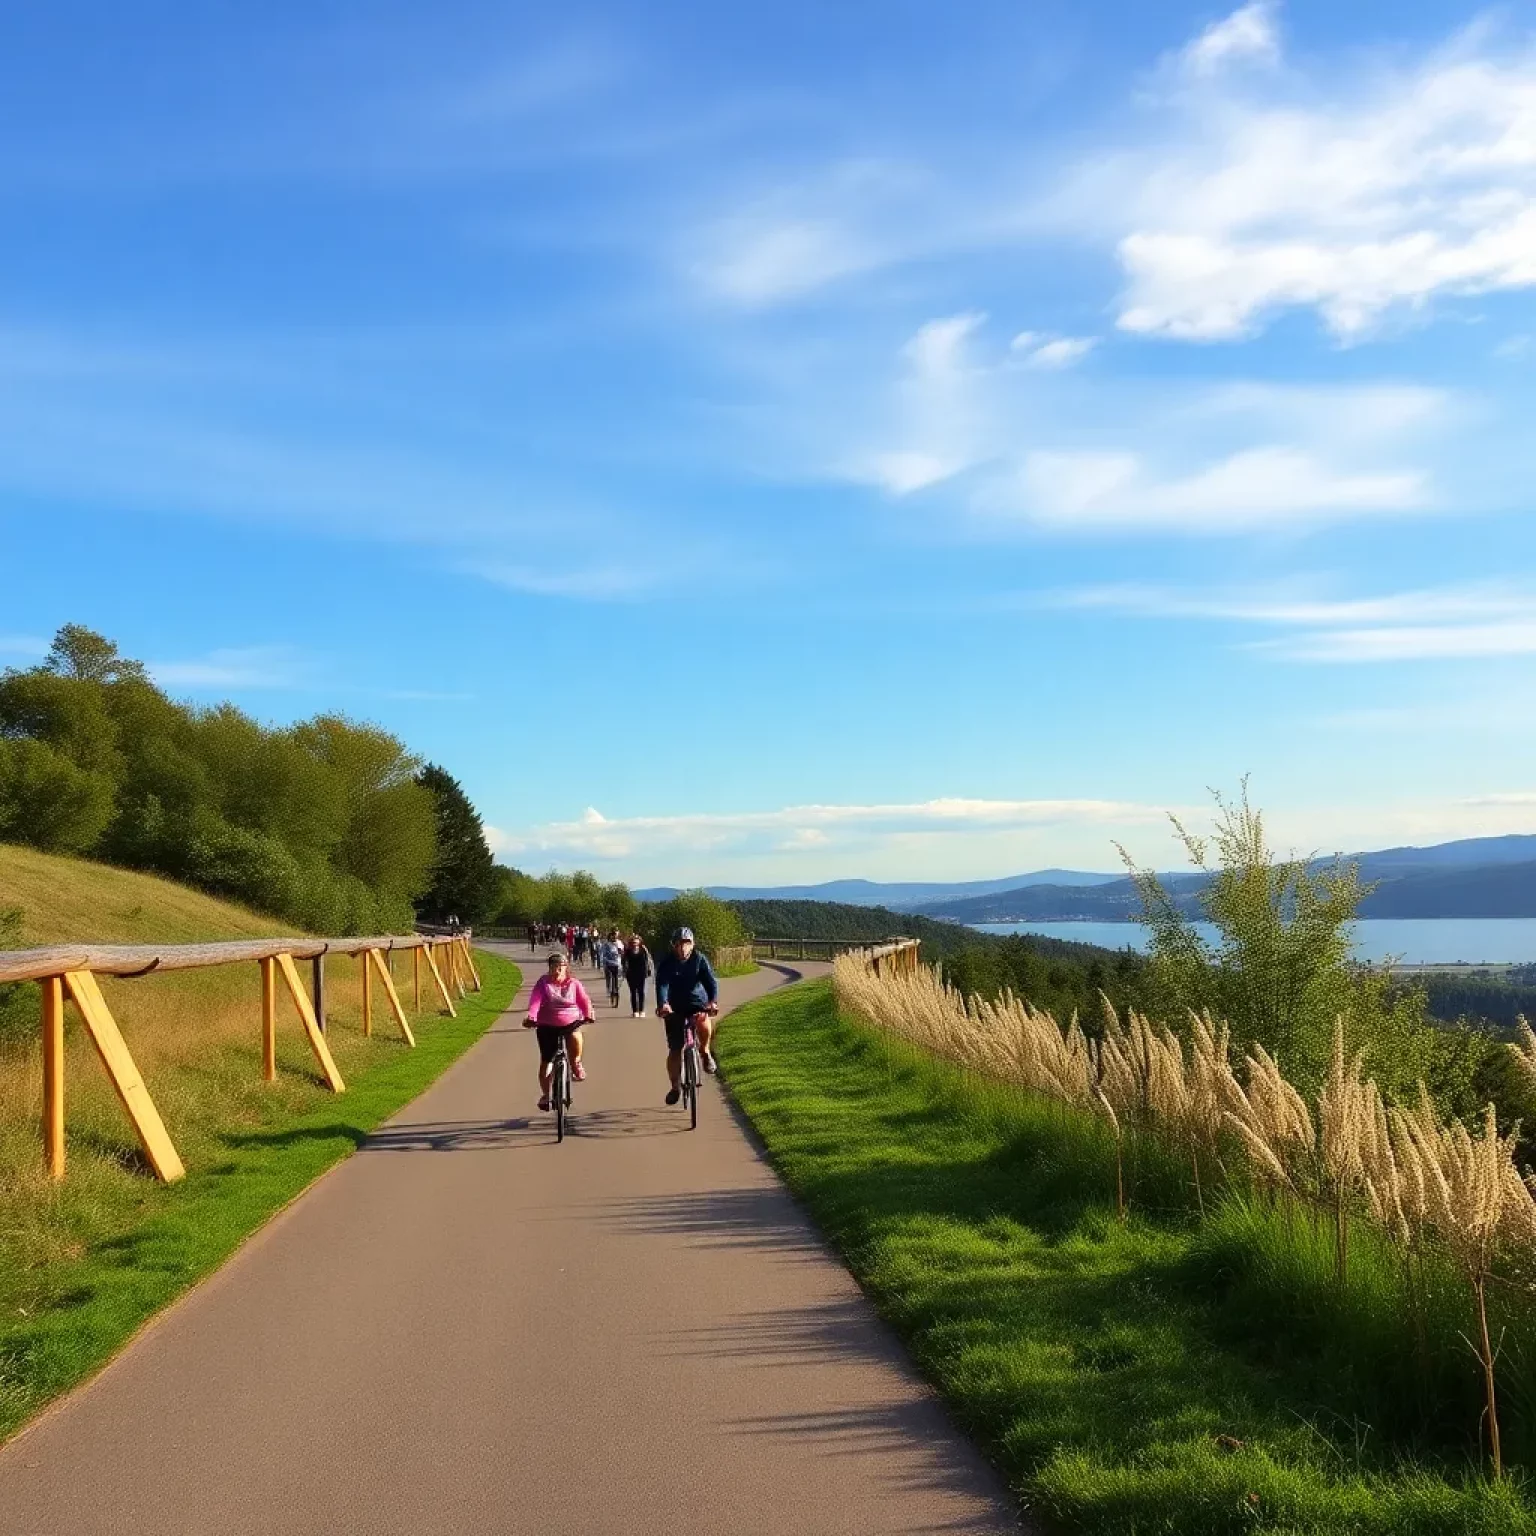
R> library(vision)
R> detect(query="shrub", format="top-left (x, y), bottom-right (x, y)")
top-left (641, 891), bottom-right (747, 958)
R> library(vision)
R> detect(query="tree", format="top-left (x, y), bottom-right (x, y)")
top-left (415, 764), bottom-right (497, 924)
top-left (44, 624), bottom-right (148, 684)
top-left (1122, 784), bottom-right (1438, 1098)
top-left (641, 891), bottom-right (747, 958)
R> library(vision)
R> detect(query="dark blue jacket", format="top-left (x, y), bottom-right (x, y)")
top-left (655, 949), bottom-right (719, 1014)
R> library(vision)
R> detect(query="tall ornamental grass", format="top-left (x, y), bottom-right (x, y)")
top-left (834, 954), bottom-right (1536, 1479)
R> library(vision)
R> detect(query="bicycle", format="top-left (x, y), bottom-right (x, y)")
top-left (678, 1017), bottom-right (702, 1130)
top-left (605, 965), bottom-right (622, 1008)
top-left (548, 1030), bottom-right (575, 1143)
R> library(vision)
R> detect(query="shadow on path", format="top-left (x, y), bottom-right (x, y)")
top-left (726, 1404), bottom-right (1021, 1533)
top-left (597, 1185), bottom-right (829, 1255)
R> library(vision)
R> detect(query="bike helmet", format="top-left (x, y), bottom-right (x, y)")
top-left (671, 926), bottom-right (695, 943)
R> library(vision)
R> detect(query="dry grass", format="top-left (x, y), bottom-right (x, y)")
top-left (0, 844), bottom-right (455, 1281)
top-left (833, 953), bottom-right (1536, 1478)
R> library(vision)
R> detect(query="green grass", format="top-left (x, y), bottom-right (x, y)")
top-left (717, 979), bottom-right (1536, 1536)
top-left (717, 960), bottom-right (760, 979)
top-left (0, 951), bottom-right (518, 1444)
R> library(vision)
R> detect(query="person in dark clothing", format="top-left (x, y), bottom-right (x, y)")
top-left (654, 926), bottom-right (719, 1105)
top-left (622, 933), bottom-right (653, 1016)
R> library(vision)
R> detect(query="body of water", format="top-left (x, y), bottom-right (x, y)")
top-left (971, 918), bottom-right (1536, 967)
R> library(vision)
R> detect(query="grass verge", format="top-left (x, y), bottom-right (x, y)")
top-left (0, 950), bottom-right (518, 1444)
top-left (717, 978), bottom-right (1536, 1536)
top-left (717, 961), bottom-right (761, 979)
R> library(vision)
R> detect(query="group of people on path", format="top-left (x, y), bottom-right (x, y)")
top-left (520, 927), bottom-right (721, 1114)
top-left (529, 922), bottom-right (656, 1014)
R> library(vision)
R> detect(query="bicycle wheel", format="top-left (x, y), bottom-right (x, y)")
top-left (554, 1054), bottom-right (568, 1143)
top-left (685, 1044), bottom-right (700, 1131)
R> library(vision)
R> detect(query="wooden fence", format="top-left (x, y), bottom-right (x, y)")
top-left (752, 936), bottom-right (921, 974)
top-left (0, 932), bottom-right (482, 1185)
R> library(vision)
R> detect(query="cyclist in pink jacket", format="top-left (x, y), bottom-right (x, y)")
top-left (522, 952), bottom-right (595, 1112)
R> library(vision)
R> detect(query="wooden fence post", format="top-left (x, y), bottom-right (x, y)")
top-left (42, 975), bottom-right (64, 1180)
top-left (413, 945), bottom-right (422, 1010)
top-left (361, 949), bottom-right (373, 1037)
top-left (63, 970), bottom-right (185, 1183)
top-left (312, 952), bottom-right (326, 1033)
top-left (260, 956), bottom-right (277, 1081)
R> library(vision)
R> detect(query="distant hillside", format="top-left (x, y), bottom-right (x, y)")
top-left (916, 840), bottom-right (1536, 924)
top-left (636, 870), bottom-right (1118, 908)
top-left (0, 842), bottom-right (295, 946)
top-left (727, 897), bottom-right (1146, 965)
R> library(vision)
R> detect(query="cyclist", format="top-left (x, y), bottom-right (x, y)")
top-left (522, 952), bottom-right (595, 1112)
top-left (598, 928), bottom-right (624, 1007)
top-left (655, 926), bottom-right (719, 1105)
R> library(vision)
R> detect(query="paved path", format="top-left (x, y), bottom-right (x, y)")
top-left (0, 948), bottom-right (1021, 1534)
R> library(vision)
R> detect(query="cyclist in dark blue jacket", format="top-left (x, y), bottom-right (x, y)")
top-left (655, 927), bottom-right (720, 1105)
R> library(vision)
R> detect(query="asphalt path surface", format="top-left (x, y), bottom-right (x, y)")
top-left (0, 945), bottom-right (1021, 1534)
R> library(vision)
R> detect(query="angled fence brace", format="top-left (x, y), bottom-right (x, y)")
top-left (421, 942), bottom-right (456, 1017)
top-left (63, 970), bottom-right (186, 1183)
top-left (366, 948), bottom-right (416, 1046)
top-left (458, 936), bottom-right (481, 992)
top-left (275, 953), bottom-right (346, 1091)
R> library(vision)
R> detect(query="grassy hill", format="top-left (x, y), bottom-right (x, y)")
top-left (0, 843), bottom-right (296, 947)
top-left (0, 842), bottom-right (519, 1443)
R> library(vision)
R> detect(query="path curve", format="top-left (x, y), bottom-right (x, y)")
top-left (0, 945), bottom-right (1021, 1535)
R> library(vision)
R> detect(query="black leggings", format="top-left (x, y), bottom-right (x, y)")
top-left (627, 977), bottom-right (646, 1012)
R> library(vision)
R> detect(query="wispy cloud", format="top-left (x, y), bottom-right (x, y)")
top-left (504, 795), bottom-right (1173, 862)
top-left (149, 646), bottom-right (305, 690)
top-left (469, 561), bottom-right (658, 602)
top-left (1014, 445), bottom-right (1426, 531)
top-left (1058, 579), bottom-right (1536, 662)
top-left (0, 634), bottom-right (47, 658)
top-left (1011, 333), bottom-right (1098, 369)
top-left (1177, 2), bottom-right (1281, 78)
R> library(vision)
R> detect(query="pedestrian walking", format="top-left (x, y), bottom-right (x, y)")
top-left (623, 932), bottom-right (653, 1017)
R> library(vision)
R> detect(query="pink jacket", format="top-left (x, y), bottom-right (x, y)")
top-left (525, 974), bottom-right (593, 1028)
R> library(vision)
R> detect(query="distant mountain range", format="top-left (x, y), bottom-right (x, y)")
top-left (910, 835), bottom-right (1536, 924)
top-left (632, 869), bottom-right (1119, 907)
top-left (635, 834), bottom-right (1536, 923)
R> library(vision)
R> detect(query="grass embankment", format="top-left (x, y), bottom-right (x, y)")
top-left (0, 845), bottom-right (520, 1442)
top-left (718, 979), bottom-right (1536, 1536)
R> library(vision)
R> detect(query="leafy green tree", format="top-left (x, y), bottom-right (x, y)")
top-left (0, 739), bottom-right (115, 853)
top-left (44, 624), bottom-right (148, 684)
top-left (641, 891), bottom-right (746, 958)
top-left (415, 764), bottom-right (497, 924)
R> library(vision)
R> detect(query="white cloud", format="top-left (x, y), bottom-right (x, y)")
top-left (849, 312), bottom-right (990, 496)
top-left (1108, 19), bottom-right (1536, 338)
top-left (482, 823), bottom-right (511, 854)
top-left (1055, 578), bottom-right (1536, 663)
top-left (1179, 2), bottom-right (1280, 78)
top-left (1271, 620), bottom-right (1536, 662)
top-left (1011, 333), bottom-right (1098, 369)
top-left (502, 794), bottom-right (1171, 862)
top-left (149, 645), bottom-right (303, 690)
top-left (1017, 445), bottom-right (1426, 530)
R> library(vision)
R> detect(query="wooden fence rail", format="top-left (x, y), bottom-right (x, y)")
top-left (752, 936), bottom-right (921, 974)
top-left (3, 931), bottom-right (482, 1185)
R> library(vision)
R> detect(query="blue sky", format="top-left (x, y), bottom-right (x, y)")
top-left (3, 0), bottom-right (1536, 885)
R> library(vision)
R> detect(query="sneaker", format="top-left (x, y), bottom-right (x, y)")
top-left (538, 1094), bottom-right (551, 1112)
top-left (702, 1050), bottom-right (718, 1075)
top-left (665, 1087), bottom-right (681, 1106)
top-left (572, 1061), bottom-right (587, 1082)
